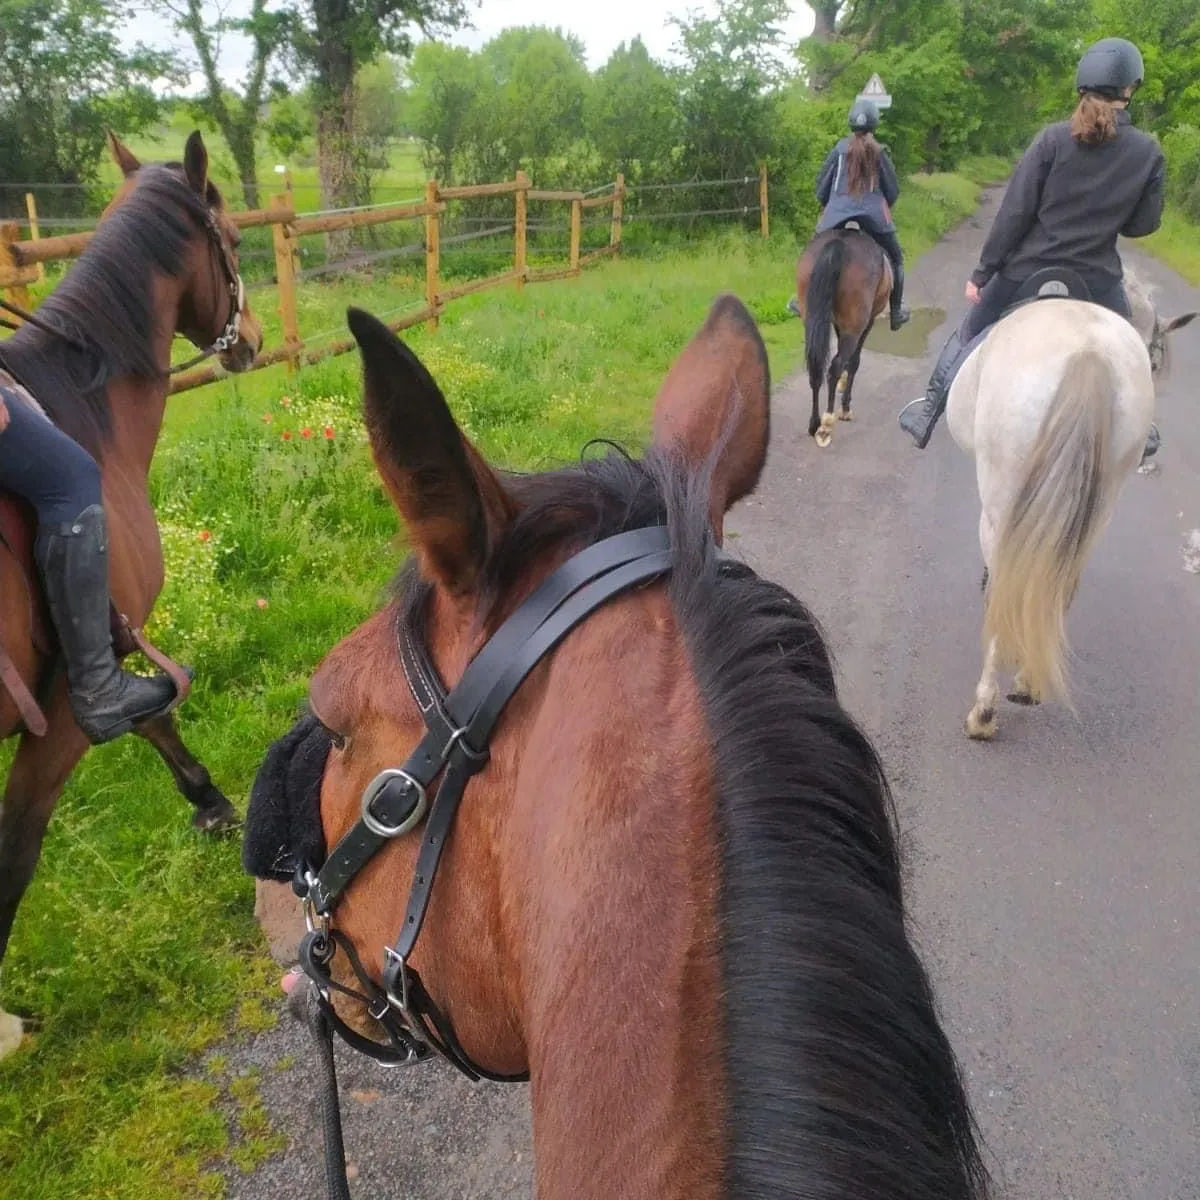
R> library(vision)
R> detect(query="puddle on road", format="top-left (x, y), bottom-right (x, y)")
top-left (868, 305), bottom-right (946, 358)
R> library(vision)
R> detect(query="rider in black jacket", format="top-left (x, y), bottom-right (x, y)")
top-left (899, 37), bottom-right (1166, 451)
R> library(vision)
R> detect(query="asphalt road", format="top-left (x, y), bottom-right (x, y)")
top-left (226, 185), bottom-right (1200, 1199)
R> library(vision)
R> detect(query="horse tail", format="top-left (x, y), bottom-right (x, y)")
top-left (804, 239), bottom-right (844, 393)
top-left (984, 348), bottom-right (1115, 706)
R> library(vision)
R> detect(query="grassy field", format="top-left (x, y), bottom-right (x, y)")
top-left (1142, 207), bottom-right (1200, 286)
top-left (0, 164), bottom-right (994, 1199)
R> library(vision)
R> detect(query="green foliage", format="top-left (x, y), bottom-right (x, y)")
top-left (406, 41), bottom-right (482, 184)
top-left (0, 0), bottom-right (175, 216)
top-left (1161, 124), bottom-right (1200, 220)
top-left (584, 38), bottom-right (680, 183)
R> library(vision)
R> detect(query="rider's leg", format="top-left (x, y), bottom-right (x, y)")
top-left (899, 276), bottom-right (1020, 448)
top-left (1092, 279), bottom-right (1159, 461)
top-left (0, 390), bottom-right (179, 743)
top-left (876, 231), bottom-right (911, 331)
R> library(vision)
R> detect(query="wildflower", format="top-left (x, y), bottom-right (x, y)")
top-left (262, 413), bottom-right (273, 424)
top-left (301, 427), bottom-right (313, 440)
top-left (256, 598), bottom-right (269, 610)
top-left (281, 430), bottom-right (293, 442)
top-left (198, 530), bottom-right (212, 543)
top-left (323, 426), bottom-right (335, 440)
top-left (280, 396), bottom-right (292, 409)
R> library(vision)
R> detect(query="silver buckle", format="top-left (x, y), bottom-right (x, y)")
top-left (383, 947), bottom-right (430, 1046)
top-left (360, 768), bottom-right (428, 838)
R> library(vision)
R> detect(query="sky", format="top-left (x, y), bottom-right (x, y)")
top-left (127, 0), bottom-right (818, 94)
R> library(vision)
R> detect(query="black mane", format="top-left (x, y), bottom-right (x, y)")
top-left (398, 443), bottom-right (990, 1199)
top-left (0, 164), bottom-right (214, 459)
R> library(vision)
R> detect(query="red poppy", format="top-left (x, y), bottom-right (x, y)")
top-left (323, 426), bottom-right (335, 440)
top-left (199, 530), bottom-right (212, 542)
top-left (301, 427), bottom-right (313, 440)
top-left (281, 430), bottom-right (293, 442)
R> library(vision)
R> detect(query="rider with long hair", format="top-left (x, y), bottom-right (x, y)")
top-left (899, 37), bottom-right (1165, 451)
top-left (816, 98), bottom-right (911, 332)
top-left (0, 379), bottom-right (179, 743)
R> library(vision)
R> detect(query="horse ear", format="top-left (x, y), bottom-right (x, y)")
top-left (651, 293), bottom-right (770, 541)
top-left (107, 132), bottom-right (141, 178)
top-left (347, 307), bottom-right (514, 597)
top-left (183, 131), bottom-right (209, 196)
top-left (1163, 311), bottom-right (1198, 334)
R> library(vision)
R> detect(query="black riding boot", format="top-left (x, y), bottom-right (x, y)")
top-left (35, 505), bottom-right (181, 744)
top-left (889, 258), bottom-right (911, 331)
top-left (898, 327), bottom-right (964, 448)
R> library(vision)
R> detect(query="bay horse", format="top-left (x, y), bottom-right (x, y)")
top-left (946, 266), bottom-right (1196, 739)
top-left (0, 131), bottom-right (262, 1057)
top-left (244, 297), bottom-right (989, 1200)
top-left (789, 226), bottom-right (892, 447)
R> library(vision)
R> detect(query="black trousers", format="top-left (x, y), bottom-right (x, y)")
top-left (0, 384), bottom-right (102, 526)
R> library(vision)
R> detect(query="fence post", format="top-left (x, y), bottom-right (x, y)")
top-left (759, 164), bottom-right (769, 239)
top-left (271, 176), bottom-right (302, 374)
top-left (514, 171), bottom-right (529, 290)
top-left (425, 179), bottom-right (441, 330)
top-left (24, 194), bottom-right (45, 283)
top-left (1, 222), bottom-right (31, 317)
top-left (610, 173), bottom-right (625, 252)
top-left (569, 198), bottom-right (582, 274)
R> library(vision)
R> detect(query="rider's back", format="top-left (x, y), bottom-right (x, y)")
top-left (991, 111), bottom-right (1164, 286)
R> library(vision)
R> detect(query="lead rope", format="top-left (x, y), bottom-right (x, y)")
top-left (304, 981), bottom-right (354, 1200)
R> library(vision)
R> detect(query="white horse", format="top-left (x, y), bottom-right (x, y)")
top-left (946, 267), bottom-right (1197, 740)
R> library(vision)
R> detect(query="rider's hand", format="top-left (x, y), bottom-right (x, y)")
top-left (0, 395), bottom-right (9, 434)
top-left (965, 281), bottom-right (982, 305)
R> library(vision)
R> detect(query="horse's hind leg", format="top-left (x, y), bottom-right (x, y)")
top-left (815, 352), bottom-right (842, 448)
top-left (839, 332), bottom-right (868, 421)
top-left (0, 689), bottom-right (89, 1059)
top-left (135, 711), bottom-right (238, 833)
top-left (966, 637), bottom-right (1001, 740)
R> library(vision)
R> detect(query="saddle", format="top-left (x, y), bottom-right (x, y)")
top-left (1001, 266), bottom-right (1093, 320)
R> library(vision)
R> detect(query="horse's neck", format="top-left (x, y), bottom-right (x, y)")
top-left (105, 274), bottom-right (181, 481)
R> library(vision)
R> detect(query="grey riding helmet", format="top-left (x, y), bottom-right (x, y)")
top-left (1075, 37), bottom-right (1144, 98)
top-left (849, 98), bottom-right (880, 133)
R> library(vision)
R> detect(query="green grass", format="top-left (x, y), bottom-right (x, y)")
top-left (1140, 206), bottom-right (1200, 285)
top-left (0, 167), bottom-right (986, 1199)
top-left (97, 110), bottom-right (427, 211)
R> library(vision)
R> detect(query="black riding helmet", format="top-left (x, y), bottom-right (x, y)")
top-left (1075, 37), bottom-right (1144, 99)
top-left (849, 98), bottom-right (880, 133)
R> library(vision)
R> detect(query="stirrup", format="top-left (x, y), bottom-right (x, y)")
top-left (898, 397), bottom-right (925, 418)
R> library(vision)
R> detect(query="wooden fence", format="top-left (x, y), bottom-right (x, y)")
top-left (0, 165), bottom-right (769, 395)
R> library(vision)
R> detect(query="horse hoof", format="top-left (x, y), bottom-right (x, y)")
top-left (0, 1010), bottom-right (25, 1061)
top-left (815, 428), bottom-right (833, 449)
top-left (838, 410), bottom-right (853, 422)
top-left (965, 707), bottom-right (997, 740)
top-left (192, 794), bottom-right (241, 834)
top-left (1007, 689), bottom-right (1041, 707)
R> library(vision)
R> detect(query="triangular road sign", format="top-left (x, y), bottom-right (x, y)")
top-left (857, 72), bottom-right (892, 109)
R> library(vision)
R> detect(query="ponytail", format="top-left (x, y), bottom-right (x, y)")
top-left (1071, 93), bottom-right (1120, 146)
top-left (845, 131), bottom-right (881, 198)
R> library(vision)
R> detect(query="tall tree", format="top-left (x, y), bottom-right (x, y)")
top-left (585, 37), bottom-right (679, 181)
top-left (288, 0), bottom-right (469, 212)
top-left (406, 40), bottom-right (483, 184)
top-left (0, 0), bottom-right (175, 217)
top-left (149, 0), bottom-right (293, 207)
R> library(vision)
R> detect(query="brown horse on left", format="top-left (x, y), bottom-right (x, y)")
top-left (790, 227), bottom-right (892, 448)
top-left (0, 131), bottom-right (262, 1058)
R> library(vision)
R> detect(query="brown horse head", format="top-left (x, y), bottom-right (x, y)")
top-left (245, 296), bottom-right (987, 1199)
top-left (103, 130), bottom-right (262, 374)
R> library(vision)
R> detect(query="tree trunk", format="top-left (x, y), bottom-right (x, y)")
top-left (227, 125), bottom-right (261, 210)
top-left (811, 1), bottom-right (841, 40)
top-left (311, 24), bottom-right (368, 260)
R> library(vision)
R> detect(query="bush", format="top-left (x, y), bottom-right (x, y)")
top-left (1161, 125), bottom-right (1200, 223)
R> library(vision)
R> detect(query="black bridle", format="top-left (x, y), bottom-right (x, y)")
top-left (291, 524), bottom-right (677, 1200)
